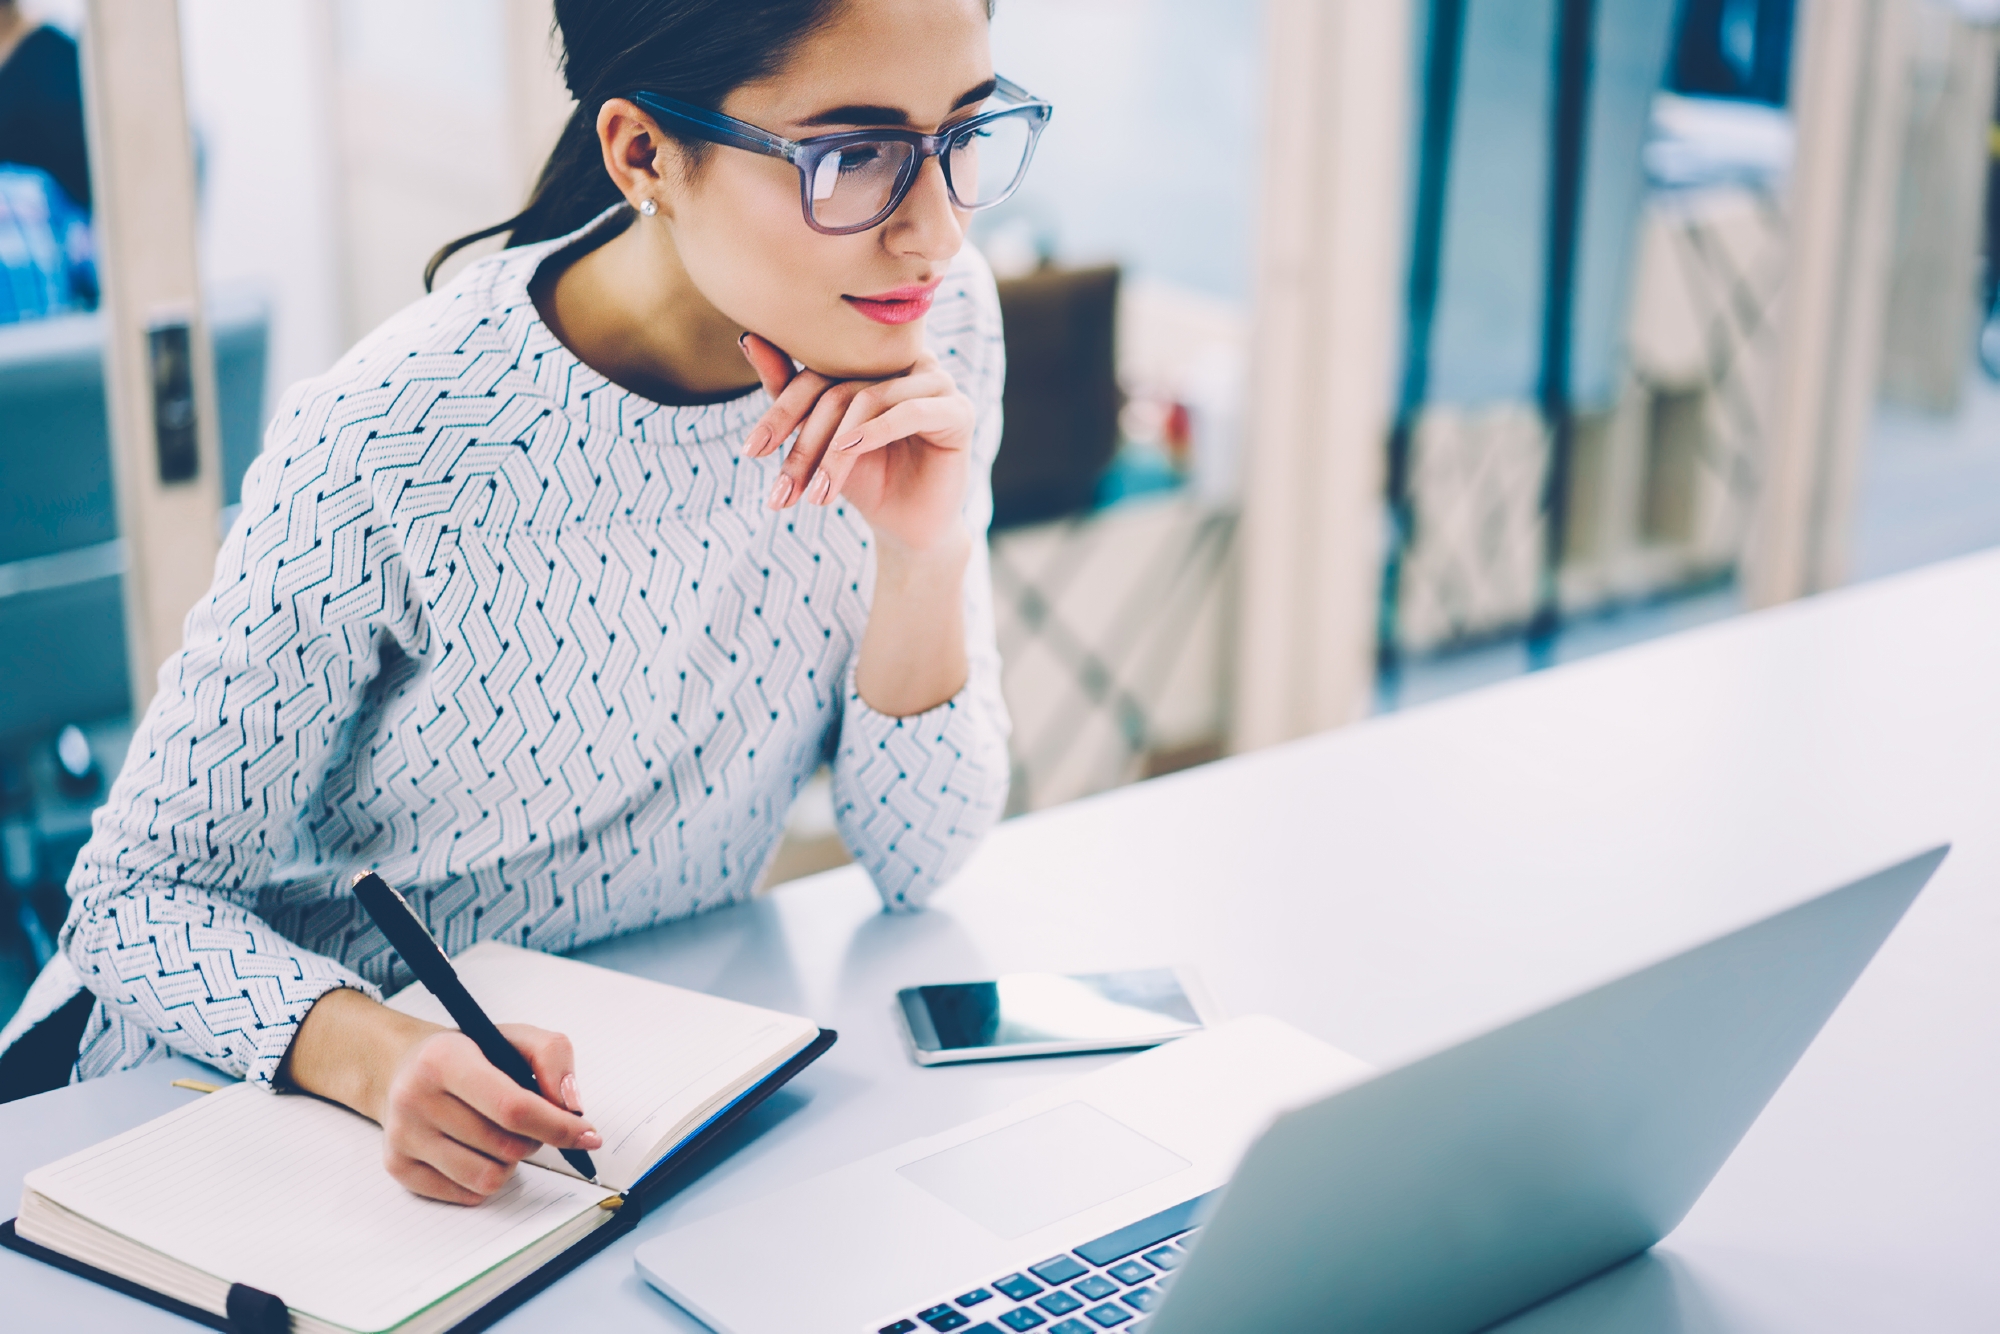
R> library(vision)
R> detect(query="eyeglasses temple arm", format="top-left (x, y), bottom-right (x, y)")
top-left (627, 91), bottom-right (798, 162)
top-left (992, 75), bottom-right (1047, 108)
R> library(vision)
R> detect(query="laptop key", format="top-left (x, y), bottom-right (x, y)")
top-left (1106, 1261), bottom-right (1151, 1284)
top-left (998, 1310), bottom-right (1046, 1331)
top-left (1121, 1287), bottom-right (1161, 1313)
top-left (1047, 1322), bottom-right (1095, 1334)
top-left (994, 1274), bottom-right (1044, 1301)
top-left (1036, 1291), bottom-right (1084, 1315)
top-left (1085, 1304), bottom-right (1132, 1327)
top-left (1139, 1247), bottom-right (1181, 1270)
top-left (1029, 1256), bottom-right (1089, 1285)
top-left (919, 1304), bottom-right (971, 1331)
top-left (958, 1289), bottom-right (996, 1307)
top-left (879, 1322), bottom-right (919, 1334)
top-left (1074, 1192), bottom-right (1220, 1266)
top-left (1072, 1275), bottom-right (1118, 1300)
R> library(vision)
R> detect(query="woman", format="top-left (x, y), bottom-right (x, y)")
top-left (0, 0), bottom-right (1040, 1205)
top-left (0, 1), bottom-right (93, 216)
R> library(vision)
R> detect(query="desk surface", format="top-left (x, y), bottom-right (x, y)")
top-left (6, 551), bottom-right (1998, 1333)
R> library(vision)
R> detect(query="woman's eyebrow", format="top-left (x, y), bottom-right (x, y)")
top-left (798, 79), bottom-right (1000, 129)
top-left (950, 78), bottom-right (1000, 111)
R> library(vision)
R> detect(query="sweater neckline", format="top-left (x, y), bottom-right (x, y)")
top-left (489, 208), bottom-right (770, 450)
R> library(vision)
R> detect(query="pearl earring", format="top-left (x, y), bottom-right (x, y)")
top-left (637, 198), bottom-right (658, 217)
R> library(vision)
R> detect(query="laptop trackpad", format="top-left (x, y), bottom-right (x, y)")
top-left (897, 1102), bottom-right (1191, 1239)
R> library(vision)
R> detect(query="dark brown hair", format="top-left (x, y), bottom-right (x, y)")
top-left (423, 0), bottom-right (845, 290)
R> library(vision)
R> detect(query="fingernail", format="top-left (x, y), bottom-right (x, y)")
top-left (805, 471), bottom-right (832, 505)
top-left (579, 1129), bottom-right (602, 1150)
top-left (769, 474), bottom-right (794, 508)
top-left (737, 331), bottom-right (750, 349)
top-left (561, 1073), bottom-right (582, 1113)
top-left (833, 432), bottom-right (862, 453)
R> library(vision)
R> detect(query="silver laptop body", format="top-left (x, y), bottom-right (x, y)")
top-left (638, 847), bottom-right (1944, 1334)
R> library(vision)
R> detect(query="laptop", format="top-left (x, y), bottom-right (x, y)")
top-left (635, 847), bottom-right (1946, 1334)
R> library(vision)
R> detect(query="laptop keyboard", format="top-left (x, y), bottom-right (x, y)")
top-left (872, 1192), bottom-right (1215, 1334)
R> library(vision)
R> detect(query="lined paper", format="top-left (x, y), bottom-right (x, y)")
top-left (386, 943), bottom-right (818, 1189)
top-left (25, 1085), bottom-right (612, 1333)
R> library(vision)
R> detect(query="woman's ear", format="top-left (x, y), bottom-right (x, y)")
top-left (595, 98), bottom-right (685, 215)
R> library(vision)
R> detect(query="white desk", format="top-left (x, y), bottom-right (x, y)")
top-left (6, 551), bottom-right (1998, 1332)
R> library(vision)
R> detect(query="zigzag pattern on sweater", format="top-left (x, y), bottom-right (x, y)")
top-left (57, 218), bottom-right (1011, 1087)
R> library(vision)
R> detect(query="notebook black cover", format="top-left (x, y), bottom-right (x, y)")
top-left (1, 1027), bottom-right (836, 1334)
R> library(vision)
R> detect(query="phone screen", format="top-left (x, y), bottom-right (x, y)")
top-left (900, 969), bottom-right (1202, 1056)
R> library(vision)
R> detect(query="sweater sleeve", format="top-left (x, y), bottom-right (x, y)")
top-left (60, 388), bottom-right (417, 1087)
top-left (830, 252), bottom-right (1014, 909)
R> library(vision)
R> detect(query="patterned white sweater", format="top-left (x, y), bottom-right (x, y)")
top-left (47, 217), bottom-right (1011, 1087)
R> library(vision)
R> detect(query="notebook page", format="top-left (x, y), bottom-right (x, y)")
top-left (386, 943), bottom-right (818, 1189)
top-left (24, 1084), bottom-right (614, 1334)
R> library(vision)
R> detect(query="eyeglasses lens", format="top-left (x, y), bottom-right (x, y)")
top-left (809, 140), bottom-right (917, 230)
top-left (947, 113), bottom-right (1035, 208)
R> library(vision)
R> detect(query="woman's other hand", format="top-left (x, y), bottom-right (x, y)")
top-left (284, 988), bottom-right (602, 1206)
top-left (737, 333), bottom-right (973, 716)
top-left (739, 333), bottom-right (974, 558)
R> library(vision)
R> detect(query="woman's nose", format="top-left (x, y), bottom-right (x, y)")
top-left (884, 155), bottom-right (964, 261)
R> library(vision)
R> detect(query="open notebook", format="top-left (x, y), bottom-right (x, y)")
top-left (8, 944), bottom-right (829, 1334)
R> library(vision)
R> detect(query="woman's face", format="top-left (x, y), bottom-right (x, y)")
top-left (655, 0), bottom-right (994, 380)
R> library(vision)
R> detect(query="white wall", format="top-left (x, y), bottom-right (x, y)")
top-left (332, 0), bottom-right (537, 343)
top-left (985, 0), bottom-right (1266, 303)
top-left (19, 0), bottom-right (81, 32)
top-left (178, 0), bottom-right (345, 401)
top-left (176, 2), bottom-right (558, 411)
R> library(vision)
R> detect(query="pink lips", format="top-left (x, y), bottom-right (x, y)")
top-left (843, 280), bottom-right (942, 326)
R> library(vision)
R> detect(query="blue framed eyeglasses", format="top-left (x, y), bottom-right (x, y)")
top-left (627, 76), bottom-right (1053, 236)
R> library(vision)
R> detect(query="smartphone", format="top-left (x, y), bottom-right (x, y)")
top-left (896, 968), bottom-right (1207, 1065)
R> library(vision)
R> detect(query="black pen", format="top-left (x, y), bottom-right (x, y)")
top-left (349, 871), bottom-right (598, 1180)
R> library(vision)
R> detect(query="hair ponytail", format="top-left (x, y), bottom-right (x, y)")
top-left (425, 106), bottom-right (620, 290)
top-left (423, 0), bottom-right (848, 292)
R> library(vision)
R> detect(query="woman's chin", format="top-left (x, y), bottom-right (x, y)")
top-left (797, 321), bottom-right (928, 381)
top-left (800, 336), bottom-right (924, 384)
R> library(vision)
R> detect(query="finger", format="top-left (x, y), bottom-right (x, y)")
top-left (502, 1024), bottom-right (582, 1113)
top-left (386, 1152), bottom-right (486, 1206)
top-left (813, 397), bottom-right (972, 503)
top-left (746, 362), bottom-right (837, 461)
top-left (825, 371), bottom-right (959, 455)
top-left (387, 1054), bottom-right (544, 1162)
top-left (738, 332), bottom-right (796, 399)
top-left (775, 381), bottom-right (863, 509)
top-left (440, 1039), bottom-right (602, 1150)
top-left (408, 1126), bottom-right (518, 1197)
top-left (426, 1090), bottom-right (544, 1164)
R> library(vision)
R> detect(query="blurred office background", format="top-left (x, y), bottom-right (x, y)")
top-left (5, 0), bottom-right (2000, 1020)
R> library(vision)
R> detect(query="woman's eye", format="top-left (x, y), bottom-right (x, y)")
top-left (839, 146), bottom-right (884, 172)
